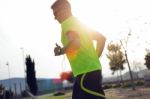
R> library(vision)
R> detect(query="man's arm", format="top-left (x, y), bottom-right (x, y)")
top-left (90, 32), bottom-right (106, 57)
top-left (54, 31), bottom-right (80, 56)
top-left (62, 31), bottom-right (80, 54)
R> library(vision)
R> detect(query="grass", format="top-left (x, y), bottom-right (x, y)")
top-left (37, 91), bottom-right (72, 99)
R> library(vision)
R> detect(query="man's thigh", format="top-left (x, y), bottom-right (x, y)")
top-left (72, 70), bottom-right (106, 99)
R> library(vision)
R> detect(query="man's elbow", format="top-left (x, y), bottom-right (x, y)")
top-left (99, 34), bottom-right (106, 43)
top-left (102, 35), bottom-right (106, 42)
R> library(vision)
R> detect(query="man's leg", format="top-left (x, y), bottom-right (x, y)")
top-left (80, 70), bottom-right (106, 99)
top-left (72, 76), bottom-right (85, 99)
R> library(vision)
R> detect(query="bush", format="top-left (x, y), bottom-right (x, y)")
top-left (53, 91), bottom-right (65, 96)
top-left (21, 90), bottom-right (29, 97)
top-left (135, 80), bottom-right (144, 86)
top-left (112, 83), bottom-right (121, 88)
top-left (0, 90), bottom-right (13, 99)
top-left (103, 84), bottom-right (112, 89)
top-left (121, 82), bottom-right (132, 88)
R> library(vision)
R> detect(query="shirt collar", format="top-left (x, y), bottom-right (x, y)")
top-left (61, 16), bottom-right (75, 27)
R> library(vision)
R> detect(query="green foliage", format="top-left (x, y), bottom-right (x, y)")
top-left (0, 84), bottom-right (4, 93)
top-left (121, 82), bottom-right (132, 88)
top-left (112, 83), bottom-right (121, 88)
top-left (0, 85), bottom-right (14, 99)
top-left (135, 80), bottom-right (144, 86)
top-left (102, 84), bottom-right (112, 89)
top-left (106, 42), bottom-right (126, 74)
top-left (25, 55), bottom-right (38, 95)
top-left (144, 51), bottom-right (150, 69)
top-left (107, 43), bottom-right (121, 52)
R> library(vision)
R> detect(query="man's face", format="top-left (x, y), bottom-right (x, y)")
top-left (52, 7), bottom-right (64, 23)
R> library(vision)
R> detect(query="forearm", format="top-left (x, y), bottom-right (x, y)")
top-left (61, 31), bottom-right (80, 55)
top-left (96, 36), bottom-right (106, 57)
top-left (62, 39), bottom-right (80, 54)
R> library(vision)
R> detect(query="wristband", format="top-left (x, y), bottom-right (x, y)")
top-left (60, 47), bottom-right (65, 54)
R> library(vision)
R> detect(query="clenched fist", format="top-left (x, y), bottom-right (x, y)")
top-left (54, 43), bottom-right (63, 56)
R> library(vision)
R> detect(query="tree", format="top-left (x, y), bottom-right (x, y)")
top-left (0, 85), bottom-right (13, 99)
top-left (0, 84), bottom-right (4, 95)
top-left (106, 42), bottom-right (126, 84)
top-left (145, 49), bottom-right (150, 69)
top-left (120, 30), bottom-right (136, 90)
top-left (25, 55), bottom-right (38, 95)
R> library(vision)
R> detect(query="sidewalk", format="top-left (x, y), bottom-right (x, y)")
top-left (105, 86), bottom-right (150, 99)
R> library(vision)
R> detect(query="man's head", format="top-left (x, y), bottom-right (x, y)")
top-left (51, 0), bottom-right (72, 23)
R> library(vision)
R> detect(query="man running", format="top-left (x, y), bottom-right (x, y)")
top-left (51, 0), bottom-right (106, 99)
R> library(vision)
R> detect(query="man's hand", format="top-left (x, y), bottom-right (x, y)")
top-left (54, 43), bottom-right (63, 56)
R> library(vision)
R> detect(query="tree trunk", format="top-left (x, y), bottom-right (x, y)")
top-left (125, 51), bottom-right (135, 90)
top-left (120, 70), bottom-right (124, 85)
top-left (117, 71), bottom-right (120, 84)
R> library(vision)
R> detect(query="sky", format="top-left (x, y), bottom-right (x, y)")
top-left (0, 0), bottom-right (150, 80)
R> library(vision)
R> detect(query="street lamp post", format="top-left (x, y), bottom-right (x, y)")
top-left (6, 62), bottom-right (12, 99)
top-left (20, 48), bottom-right (26, 77)
top-left (20, 48), bottom-right (27, 98)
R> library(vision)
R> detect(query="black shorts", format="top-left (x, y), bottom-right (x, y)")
top-left (72, 70), bottom-right (106, 99)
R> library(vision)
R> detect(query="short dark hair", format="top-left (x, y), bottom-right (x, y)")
top-left (51, 0), bottom-right (71, 10)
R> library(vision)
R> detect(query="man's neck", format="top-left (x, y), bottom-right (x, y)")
top-left (60, 13), bottom-right (72, 23)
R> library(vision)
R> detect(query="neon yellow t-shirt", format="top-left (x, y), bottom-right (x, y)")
top-left (61, 16), bottom-right (102, 77)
